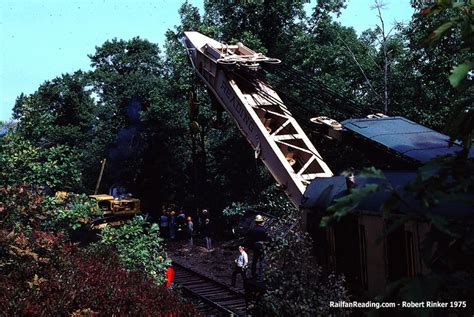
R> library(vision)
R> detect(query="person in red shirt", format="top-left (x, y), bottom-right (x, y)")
top-left (165, 265), bottom-right (174, 288)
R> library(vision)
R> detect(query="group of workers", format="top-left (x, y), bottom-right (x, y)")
top-left (163, 212), bottom-right (268, 290)
top-left (159, 206), bottom-right (212, 250)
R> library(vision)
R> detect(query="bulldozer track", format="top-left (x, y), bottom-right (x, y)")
top-left (173, 261), bottom-right (247, 316)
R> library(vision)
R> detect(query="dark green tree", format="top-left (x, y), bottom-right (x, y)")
top-left (11, 71), bottom-right (99, 190)
top-left (13, 71), bottom-right (97, 149)
top-left (0, 134), bottom-right (82, 191)
top-left (203, 0), bottom-right (307, 56)
top-left (88, 37), bottom-right (165, 197)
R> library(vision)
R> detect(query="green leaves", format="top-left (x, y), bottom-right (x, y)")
top-left (99, 216), bottom-right (170, 285)
top-left (449, 59), bottom-right (474, 88)
top-left (262, 221), bottom-right (349, 316)
top-left (0, 134), bottom-right (82, 191)
top-left (426, 213), bottom-right (461, 238)
top-left (419, 2), bottom-right (473, 149)
top-left (222, 201), bottom-right (249, 217)
top-left (408, 155), bottom-right (474, 209)
top-left (424, 20), bottom-right (454, 47)
top-left (321, 183), bottom-right (380, 227)
top-left (42, 194), bottom-right (98, 232)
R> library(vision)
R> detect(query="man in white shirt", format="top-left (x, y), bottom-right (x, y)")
top-left (231, 246), bottom-right (248, 287)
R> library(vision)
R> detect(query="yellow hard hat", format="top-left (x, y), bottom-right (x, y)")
top-left (255, 215), bottom-right (264, 222)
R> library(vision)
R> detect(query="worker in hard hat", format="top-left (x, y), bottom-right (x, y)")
top-left (247, 214), bottom-right (268, 282)
top-left (202, 217), bottom-right (212, 251)
top-left (176, 209), bottom-right (186, 240)
top-left (186, 216), bottom-right (194, 248)
top-left (169, 211), bottom-right (177, 240)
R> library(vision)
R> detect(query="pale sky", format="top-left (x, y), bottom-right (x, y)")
top-left (0, 0), bottom-right (414, 121)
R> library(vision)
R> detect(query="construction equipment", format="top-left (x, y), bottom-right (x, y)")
top-left (183, 31), bottom-right (333, 210)
top-left (182, 31), bottom-right (474, 301)
top-left (183, 31), bottom-right (473, 300)
top-left (94, 159), bottom-right (107, 195)
top-left (183, 31), bottom-right (472, 217)
top-left (88, 193), bottom-right (141, 229)
top-left (90, 158), bottom-right (141, 228)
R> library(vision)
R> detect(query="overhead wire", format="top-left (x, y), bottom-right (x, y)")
top-left (262, 64), bottom-right (383, 116)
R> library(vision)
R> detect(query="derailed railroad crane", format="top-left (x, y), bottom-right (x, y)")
top-left (183, 31), bottom-right (471, 218)
top-left (183, 31), bottom-right (473, 298)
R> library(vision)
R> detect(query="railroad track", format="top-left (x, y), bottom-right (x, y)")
top-left (173, 261), bottom-right (247, 316)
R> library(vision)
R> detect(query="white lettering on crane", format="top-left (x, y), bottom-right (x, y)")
top-left (220, 80), bottom-right (255, 133)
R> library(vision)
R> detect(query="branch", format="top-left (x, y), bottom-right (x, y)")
top-left (338, 37), bottom-right (384, 103)
top-left (372, 0), bottom-right (390, 113)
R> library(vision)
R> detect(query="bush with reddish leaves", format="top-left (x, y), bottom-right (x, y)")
top-left (0, 185), bottom-right (199, 316)
top-left (3, 248), bottom-right (197, 316)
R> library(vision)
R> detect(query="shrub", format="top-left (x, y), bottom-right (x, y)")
top-left (222, 201), bottom-right (249, 217)
top-left (258, 219), bottom-right (349, 316)
top-left (0, 134), bottom-right (82, 191)
top-left (42, 193), bottom-right (99, 231)
top-left (1, 248), bottom-right (198, 316)
top-left (255, 186), bottom-right (298, 218)
top-left (0, 185), bottom-right (198, 316)
top-left (99, 216), bottom-right (171, 285)
top-left (0, 184), bottom-right (45, 231)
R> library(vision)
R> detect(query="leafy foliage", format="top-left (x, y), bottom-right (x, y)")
top-left (203, 0), bottom-right (307, 56)
top-left (254, 186), bottom-right (298, 218)
top-left (88, 37), bottom-right (165, 194)
top-left (99, 216), bottom-right (171, 285)
top-left (321, 183), bottom-right (380, 227)
top-left (13, 72), bottom-right (97, 149)
top-left (222, 201), bottom-right (249, 218)
top-left (11, 72), bottom-right (102, 190)
top-left (416, 0), bottom-right (473, 148)
top-left (0, 185), bottom-right (195, 315)
top-left (259, 220), bottom-right (349, 316)
top-left (0, 134), bottom-right (82, 191)
top-left (0, 246), bottom-right (197, 316)
top-left (42, 193), bottom-right (99, 231)
top-left (407, 155), bottom-right (474, 208)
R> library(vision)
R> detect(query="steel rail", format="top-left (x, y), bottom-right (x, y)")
top-left (172, 260), bottom-right (247, 316)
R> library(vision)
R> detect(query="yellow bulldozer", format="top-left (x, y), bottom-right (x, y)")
top-left (55, 191), bottom-right (142, 229)
top-left (87, 159), bottom-right (142, 228)
top-left (88, 193), bottom-right (141, 229)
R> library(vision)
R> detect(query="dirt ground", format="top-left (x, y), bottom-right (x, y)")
top-left (166, 237), bottom-right (253, 290)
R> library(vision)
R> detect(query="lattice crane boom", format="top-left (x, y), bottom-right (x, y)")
top-left (183, 31), bottom-right (333, 208)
